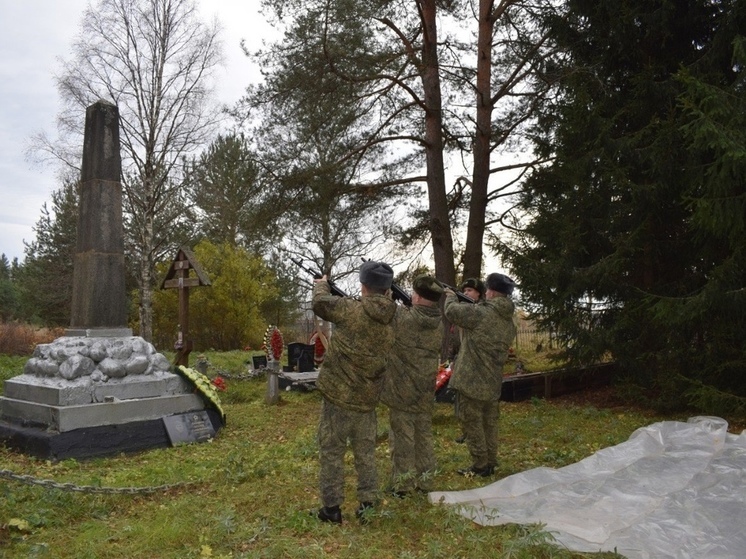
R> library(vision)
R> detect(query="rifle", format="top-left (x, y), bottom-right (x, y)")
top-left (291, 257), bottom-right (348, 298)
top-left (437, 280), bottom-right (475, 304)
top-left (361, 258), bottom-right (412, 306)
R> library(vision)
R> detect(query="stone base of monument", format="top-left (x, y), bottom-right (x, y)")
top-left (0, 336), bottom-right (224, 461)
top-left (0, 408), bottom-right (223, 461)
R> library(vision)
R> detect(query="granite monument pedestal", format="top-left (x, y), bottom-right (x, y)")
top-left (0, 335), bottom-right (222, 460)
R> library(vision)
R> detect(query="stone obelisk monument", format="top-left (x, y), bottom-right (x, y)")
top-left (68, 100), bottom-right (130, 337)
top-left (0, 101), bottom-right (222, 460)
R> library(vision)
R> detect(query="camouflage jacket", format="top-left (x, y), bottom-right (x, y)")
top-left (312, 281), bottom-right (397, 412)
top-left (381, 303), bottom-right (444, 413)
top-left (443, 293), bottom-right (516, 401)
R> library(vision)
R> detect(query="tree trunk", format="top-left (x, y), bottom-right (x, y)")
top-left (138, 264), bottom-right (154, 342)
top-left (138, 208), bottom-right (155, 342)
top-left (463, 0), bottom-right (497, 279)
top-left (420, 0), bottom-right (456, 284)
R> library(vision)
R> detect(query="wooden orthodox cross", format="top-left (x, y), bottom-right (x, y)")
top-left (160, 246), bottom-right (211, 366)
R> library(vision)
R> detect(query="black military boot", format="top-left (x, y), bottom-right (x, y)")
top-left (316, 505), bottom-right (342, 524)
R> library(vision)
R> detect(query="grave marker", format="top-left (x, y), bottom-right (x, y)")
top-left (160, 246), bottom-right (211, 366)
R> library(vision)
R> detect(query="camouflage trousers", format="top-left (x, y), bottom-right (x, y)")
top-left (388, 407), bottom-right (436, 492)
top-left (455, 392), bottom-right (500, 468)
top-left (318, 398), bottom-right (378, 508)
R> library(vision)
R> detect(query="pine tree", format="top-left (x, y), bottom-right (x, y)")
top-left (0, 254), bottom-right (21, 322)
top-left (18, 180), bottom-right (79, 325)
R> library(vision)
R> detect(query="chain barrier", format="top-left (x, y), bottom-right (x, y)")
top-left (0, 468), bottom-right (197, 495)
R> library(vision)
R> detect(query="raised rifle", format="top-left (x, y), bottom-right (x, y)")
top-left (437, 280), bottom-right (475, 304)
top-left (291, 257), bottom-right (348, 298)
top-left (361, 258), bottom-right (412, 306)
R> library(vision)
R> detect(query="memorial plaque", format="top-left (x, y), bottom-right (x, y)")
top-left (163, 411), bottom-right (216, 445)
top-left (287, 342), bottom-right (315, 371)
top-left (252, 355), bottom-right (268, 370)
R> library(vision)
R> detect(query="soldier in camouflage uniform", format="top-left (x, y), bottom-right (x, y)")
top-left (381, 275), bottom-right (444, 496)
top-left (460, 277), bottom-right (485, 303)
top-left (443, 272), bottom-right (517, 477)
top-left (445, 278), bottom-right (484, 361)
top-left (450, 278), bottom-right (485, 444)
top-left (312, 261), bottom-right (396, 524)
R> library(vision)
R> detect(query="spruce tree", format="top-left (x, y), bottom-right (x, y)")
top-left (499, 0), bottom-right (746, 411)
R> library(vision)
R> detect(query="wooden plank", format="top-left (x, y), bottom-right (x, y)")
top-left (159, 246), bottom-right (211, 287)
top-left (163, 278), bottom-right (201, 289)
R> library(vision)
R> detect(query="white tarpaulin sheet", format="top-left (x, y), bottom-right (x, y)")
top-left (429, 416), bottom-right (746, 559)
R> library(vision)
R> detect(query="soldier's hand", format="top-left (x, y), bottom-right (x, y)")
top-left (314, 275), bottom-right (328, 284)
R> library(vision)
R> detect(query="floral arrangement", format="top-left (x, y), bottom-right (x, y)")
top-left (176, 365), bottom-right (226, 424)
top-left (262, 325), bottom-right (284, 361)
top-left (211, 376), bottom-right (227, 391)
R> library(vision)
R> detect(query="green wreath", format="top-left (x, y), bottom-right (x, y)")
top-left (176, 365), bottom-right (226, 425)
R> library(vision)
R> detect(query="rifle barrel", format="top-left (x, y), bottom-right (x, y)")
top-left (391, 284), bottom-right (412, 306)
top-left (437, 280), bottom-right (475, 304)
top-left (292, 257), bottom-right (348, 298)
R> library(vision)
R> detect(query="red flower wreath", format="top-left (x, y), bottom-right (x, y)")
top-left (309, 330), bottom-right (328, 366)
top-left (263, 325), bottom-right (284, 361)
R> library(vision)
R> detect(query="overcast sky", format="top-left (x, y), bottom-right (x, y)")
top-left (0, 0), bottom-right (274, 263)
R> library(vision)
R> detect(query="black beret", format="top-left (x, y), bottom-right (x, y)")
top-left (359, 260), bottom-right (394, 289)
top-left (485, 273), bottom-right (516, 295)
top-left (412, 274), bottom-right (443, 302)
top-left (460, 277), bottom-right (485, 296)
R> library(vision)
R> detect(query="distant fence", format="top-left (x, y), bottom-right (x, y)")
top-left (293, 312), bottom-right (317, 344)
top-left (514, 327), bottom-right (557, 352)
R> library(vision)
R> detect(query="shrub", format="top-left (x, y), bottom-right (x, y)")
top-left (0, 322), bottom-right (64, 356)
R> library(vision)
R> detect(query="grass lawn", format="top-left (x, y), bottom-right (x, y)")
top-left (0, 352), bottom-right (689, 558)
